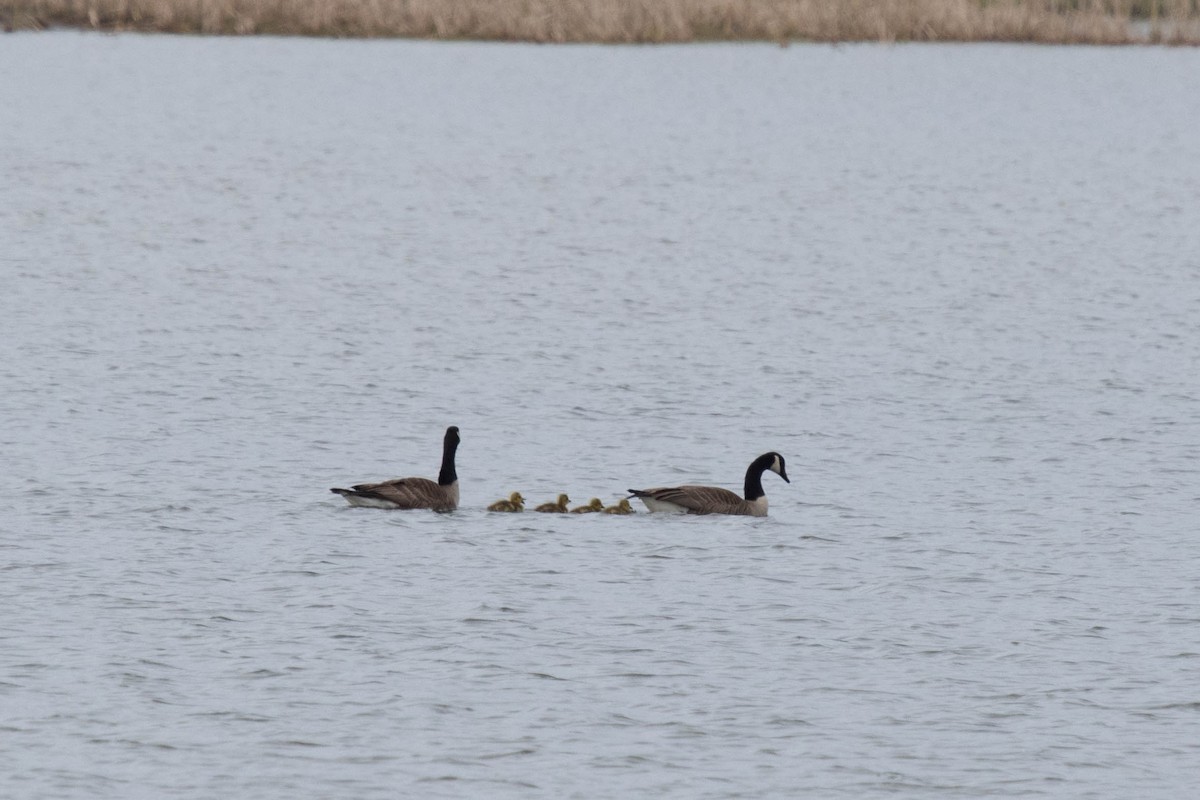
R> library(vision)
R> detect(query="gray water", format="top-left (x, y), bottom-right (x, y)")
top-left (3, 32), bottom-right (1200, 798)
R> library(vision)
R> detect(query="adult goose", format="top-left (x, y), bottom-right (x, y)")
top-left (330, 426), bottom-right (460, 511)
top-left (628, 451), bottom-right (789, 516)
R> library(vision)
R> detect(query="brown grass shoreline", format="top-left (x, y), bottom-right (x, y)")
top-left (3, 0), bottom-right (1199, 44)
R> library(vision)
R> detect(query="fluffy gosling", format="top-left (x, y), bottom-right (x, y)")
top-left (487, 492), bottom-right (525, 512)
top-left (534, 494), bottom-right (570, 513)
top-left (570, 497), bottom-right (604, 514)
top-left (603, 499), bottom-right (634, 515)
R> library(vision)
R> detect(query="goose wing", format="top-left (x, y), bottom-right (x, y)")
top-left (630, 485), bottom-right (748, 515)
top-left (349, 477), bottom-right (448, 510)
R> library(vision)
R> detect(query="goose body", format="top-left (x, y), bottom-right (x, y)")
top-left (488, 492), bottom-right (525, 512)
top-left (628, 452), bottom-right (789, 517)
top-left (534, 494), bottom-right (570, 513)
top-left (602, 499), bottom-right (634, 515)
top-left (330, 426), bottom-right (460, 512)
top-left (570, 497), bottom-right (604, 514)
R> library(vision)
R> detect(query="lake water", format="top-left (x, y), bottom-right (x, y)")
top-left (3, 31), bottom-right (1200, 798)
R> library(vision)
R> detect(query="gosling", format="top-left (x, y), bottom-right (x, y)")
top-left (534, 494), bottom-right (570, 513)
top-left (570, 497), bottom-right (604, 514)
top-left (487, 492), bottom-right (525, 512)
top-left (602, 499), bottom-right (634, 515)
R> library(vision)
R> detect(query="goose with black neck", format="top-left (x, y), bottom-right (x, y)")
top-left (628, 451), bottom-right (789, 516)
top-left (331, 425), bottom-right (460, 511)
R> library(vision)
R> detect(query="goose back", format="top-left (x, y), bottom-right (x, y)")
top-left (628, 485), bottom-right (765, 516)
top-left (333, 477), bottom-right (459, 512)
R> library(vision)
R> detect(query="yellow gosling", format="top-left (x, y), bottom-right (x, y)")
top-left (570, 497), bottom-right (604, 514)
top-left (602, 499), bottom-right (634, 515)
top-left (534, 493), bottom-right (570, 513)
top-left (487, 491), bottom-right (525, 512)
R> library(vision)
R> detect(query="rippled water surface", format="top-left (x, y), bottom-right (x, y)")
top-left (3, 32), bottom-right (1200, 798)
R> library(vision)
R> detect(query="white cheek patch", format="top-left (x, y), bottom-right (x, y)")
top-left (772, 454), bottom-right (782, 474)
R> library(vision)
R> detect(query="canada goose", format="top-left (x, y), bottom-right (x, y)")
top-left (628, 451), bottom-right (789, 516)
top-left (330, 426), bottom-right (460, 511)
top-left (488, 492), bottom-right (525, 512)
top-left (602, 499), bottom-right (634, 515)
top-left (534, 494), bottom-right (570, 513)
top-left (570, 497), bottom-right (604, 514)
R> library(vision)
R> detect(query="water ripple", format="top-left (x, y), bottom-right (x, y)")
top-left (4, 32), bottom-right (1200, 800)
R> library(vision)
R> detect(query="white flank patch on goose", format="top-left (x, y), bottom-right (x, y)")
top-left (637, 496), bottom-right (690, 514)
top-left (343, 495), bottom-right (403, 510)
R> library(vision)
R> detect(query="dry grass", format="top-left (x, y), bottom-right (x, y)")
top-left (2, 0), bottom-right (1198, 43)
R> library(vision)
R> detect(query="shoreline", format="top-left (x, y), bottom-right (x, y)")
top-left (4, 0), bottom-right (1200, 45)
